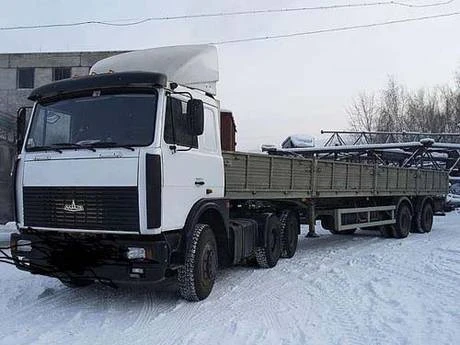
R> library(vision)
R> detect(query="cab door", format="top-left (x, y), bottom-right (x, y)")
top-left (160, 95), bottom-right (224, 231)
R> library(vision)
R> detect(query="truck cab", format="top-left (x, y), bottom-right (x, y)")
top-left (12, 45), bottom-right (230, 299)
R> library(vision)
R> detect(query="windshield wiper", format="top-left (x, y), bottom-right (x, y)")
top-left (86, 142), bottom-right (135, 151)
top-left (27, 146), bottom-right (63, 153)
top-left (51, 143), bottom-right (96, 152)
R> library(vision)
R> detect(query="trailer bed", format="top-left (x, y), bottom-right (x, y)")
top-left (223, 152), bottom-right (449, 199)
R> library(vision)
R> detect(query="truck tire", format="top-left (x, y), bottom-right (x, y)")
top-left (392, 203), bottom-right (412, 239)
top-left (320, 216), bottom-right (334, 231)
top-left (280, 210), bottom-right (299, 258)
top-left (412, 200), bottom-right (434, 233)
top-left (255, 215), bottom-right (281, 268)
top-left (419, 202), bottom-right (434, 233)
top-left (178, 223), bottom-right (218, 301)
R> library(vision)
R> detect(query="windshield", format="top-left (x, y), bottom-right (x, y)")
top-left (26, 91), bottom-right (158, 151)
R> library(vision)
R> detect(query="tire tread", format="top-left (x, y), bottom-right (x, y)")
top-left (178, 223), bottom-right (215, 301)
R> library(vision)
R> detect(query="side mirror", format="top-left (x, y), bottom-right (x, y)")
top-left (187, 99), bottom-right (204, 136)
top-left (16, 107), bottom-right (27, 153)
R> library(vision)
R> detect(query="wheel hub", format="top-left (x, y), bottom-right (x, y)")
top-left (202, 245), bottom-right (216, 281)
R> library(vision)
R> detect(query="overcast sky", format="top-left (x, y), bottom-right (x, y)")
top-left (1, 0), bottom-right (459, 150)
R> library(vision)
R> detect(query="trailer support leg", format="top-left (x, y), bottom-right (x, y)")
top-left (306, 202), bottom-right (319, 238)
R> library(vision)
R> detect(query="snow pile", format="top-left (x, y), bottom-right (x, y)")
top-left (0, 222), bottom-right (17, 243)
top-left (0, 214), bottom-right (459, 345)
top-left (282, 134), bottom-right (315, 149)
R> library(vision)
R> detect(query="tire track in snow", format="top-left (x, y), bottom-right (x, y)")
top-left (334, 228), bottom-right (460, 345)
top-left (0, 217), bottom-right (458, 345)
top-left (118, 289), bottom-right (157, 336)
top-left (359, 239), bottom-right (460, 296)
top-left (150, 232), bottom-right (391, 345)
top-left (92, 283), bottom-right (187, 345)
top-left (275, 225), bottom-right (459, 345)
top-left (0, 283), bottom-right (110, 344)
top-left (145, 270), bottom-right (310, 345)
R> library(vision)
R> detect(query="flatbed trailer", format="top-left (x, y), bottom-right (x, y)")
top-left (222, 151), bottom-right (447, 238)
top-left (223, 151), bottom-right (448, 199)
top-left (7, 45), bottom-right (450, 301)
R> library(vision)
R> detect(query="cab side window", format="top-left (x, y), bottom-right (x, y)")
top-left (164, 96), bottom-right (198, 148)
top-left (199, 108), bottom-right (218, 153)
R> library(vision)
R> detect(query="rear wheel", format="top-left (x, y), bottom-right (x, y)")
top-left (412, 201), bottom-right (434, 233)
top-left (255, 215), bottom-right (281, 268)
top-left (178, 223), bottom-right (218, 301)
top-left (320, 216), bottom-right (334, 231)
top-left (392, 203), bottom-right (412, 239)
top-left (279, 210), bottom-right (299, 258)
top-left (420, 202), bottom-right (434, 233)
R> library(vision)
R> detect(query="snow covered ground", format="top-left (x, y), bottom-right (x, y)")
top-left (0, 213), bottom-right (459, 345)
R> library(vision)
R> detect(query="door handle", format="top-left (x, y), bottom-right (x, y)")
top-left (195, 181), bottom-right (205, 186)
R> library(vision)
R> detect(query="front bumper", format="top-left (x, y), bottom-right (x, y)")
top-left (10, 231), bottom-right (171, 284)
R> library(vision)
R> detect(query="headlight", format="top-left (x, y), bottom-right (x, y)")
top-left (126, 247), bottom-right (146, 260)
top-left (16, 240), bottom-right (32, 252)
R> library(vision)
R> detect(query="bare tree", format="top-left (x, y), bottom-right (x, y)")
top-left (348, 72), bottom-right (460, 141)
top-left (406, 88), bottom-right (445, 133)
top-left (347, 92), bottom-right (378, 132)
top-left (377, 77), bottom-right (407, 132)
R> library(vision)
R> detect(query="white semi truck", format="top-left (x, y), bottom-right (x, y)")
top-left (10, 45), bottom-right (448, 301)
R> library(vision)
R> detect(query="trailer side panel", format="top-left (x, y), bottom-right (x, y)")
top-left (223, 152), bottom-right (449, 199)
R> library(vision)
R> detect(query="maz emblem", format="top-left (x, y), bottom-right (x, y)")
top-left (63, 200), bottom-right (84, 213)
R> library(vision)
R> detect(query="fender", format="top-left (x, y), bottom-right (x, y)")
top-left (182, 198), bottom-right (230, 243)
top-left (395, 196), bottom-right (413, 214)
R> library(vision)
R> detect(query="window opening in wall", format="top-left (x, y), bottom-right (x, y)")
top-left (17, 68), bottom-right (35, 89)
top-left (53, 67), bottom-right (71, 81)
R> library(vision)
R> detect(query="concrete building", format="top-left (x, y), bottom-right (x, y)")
top-left (0, 51), bottom-right (124, 223)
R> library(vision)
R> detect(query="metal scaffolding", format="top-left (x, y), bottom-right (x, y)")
top-left (321, 130), bottom-right (460, 146)
top-left (263, 136), bottom-right (460, 178)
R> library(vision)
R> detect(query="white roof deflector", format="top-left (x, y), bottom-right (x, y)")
top-left (90, 45), bottom-right (219, 95)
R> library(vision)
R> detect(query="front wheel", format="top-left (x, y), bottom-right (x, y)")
top-left (178, 224), bottom-right (218, 301)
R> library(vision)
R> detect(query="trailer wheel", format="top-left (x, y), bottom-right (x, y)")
top-left (255, 215), bottom-right (281, 268)
top-left (320, 216), bottom-right (334, 231)
top-left (420, 202), bottom-right (434, 233)
top-left (393, 203), bottom-right (412, 238)
top-left (178, 223), bottom-right (218, 301)
top-left (280, 210), bottom-right (299, 258)
top-left (412, 201), bottom-right (434, 233)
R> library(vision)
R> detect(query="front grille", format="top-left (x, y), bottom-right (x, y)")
top-left (23, 187), bottom-right (139, 232)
